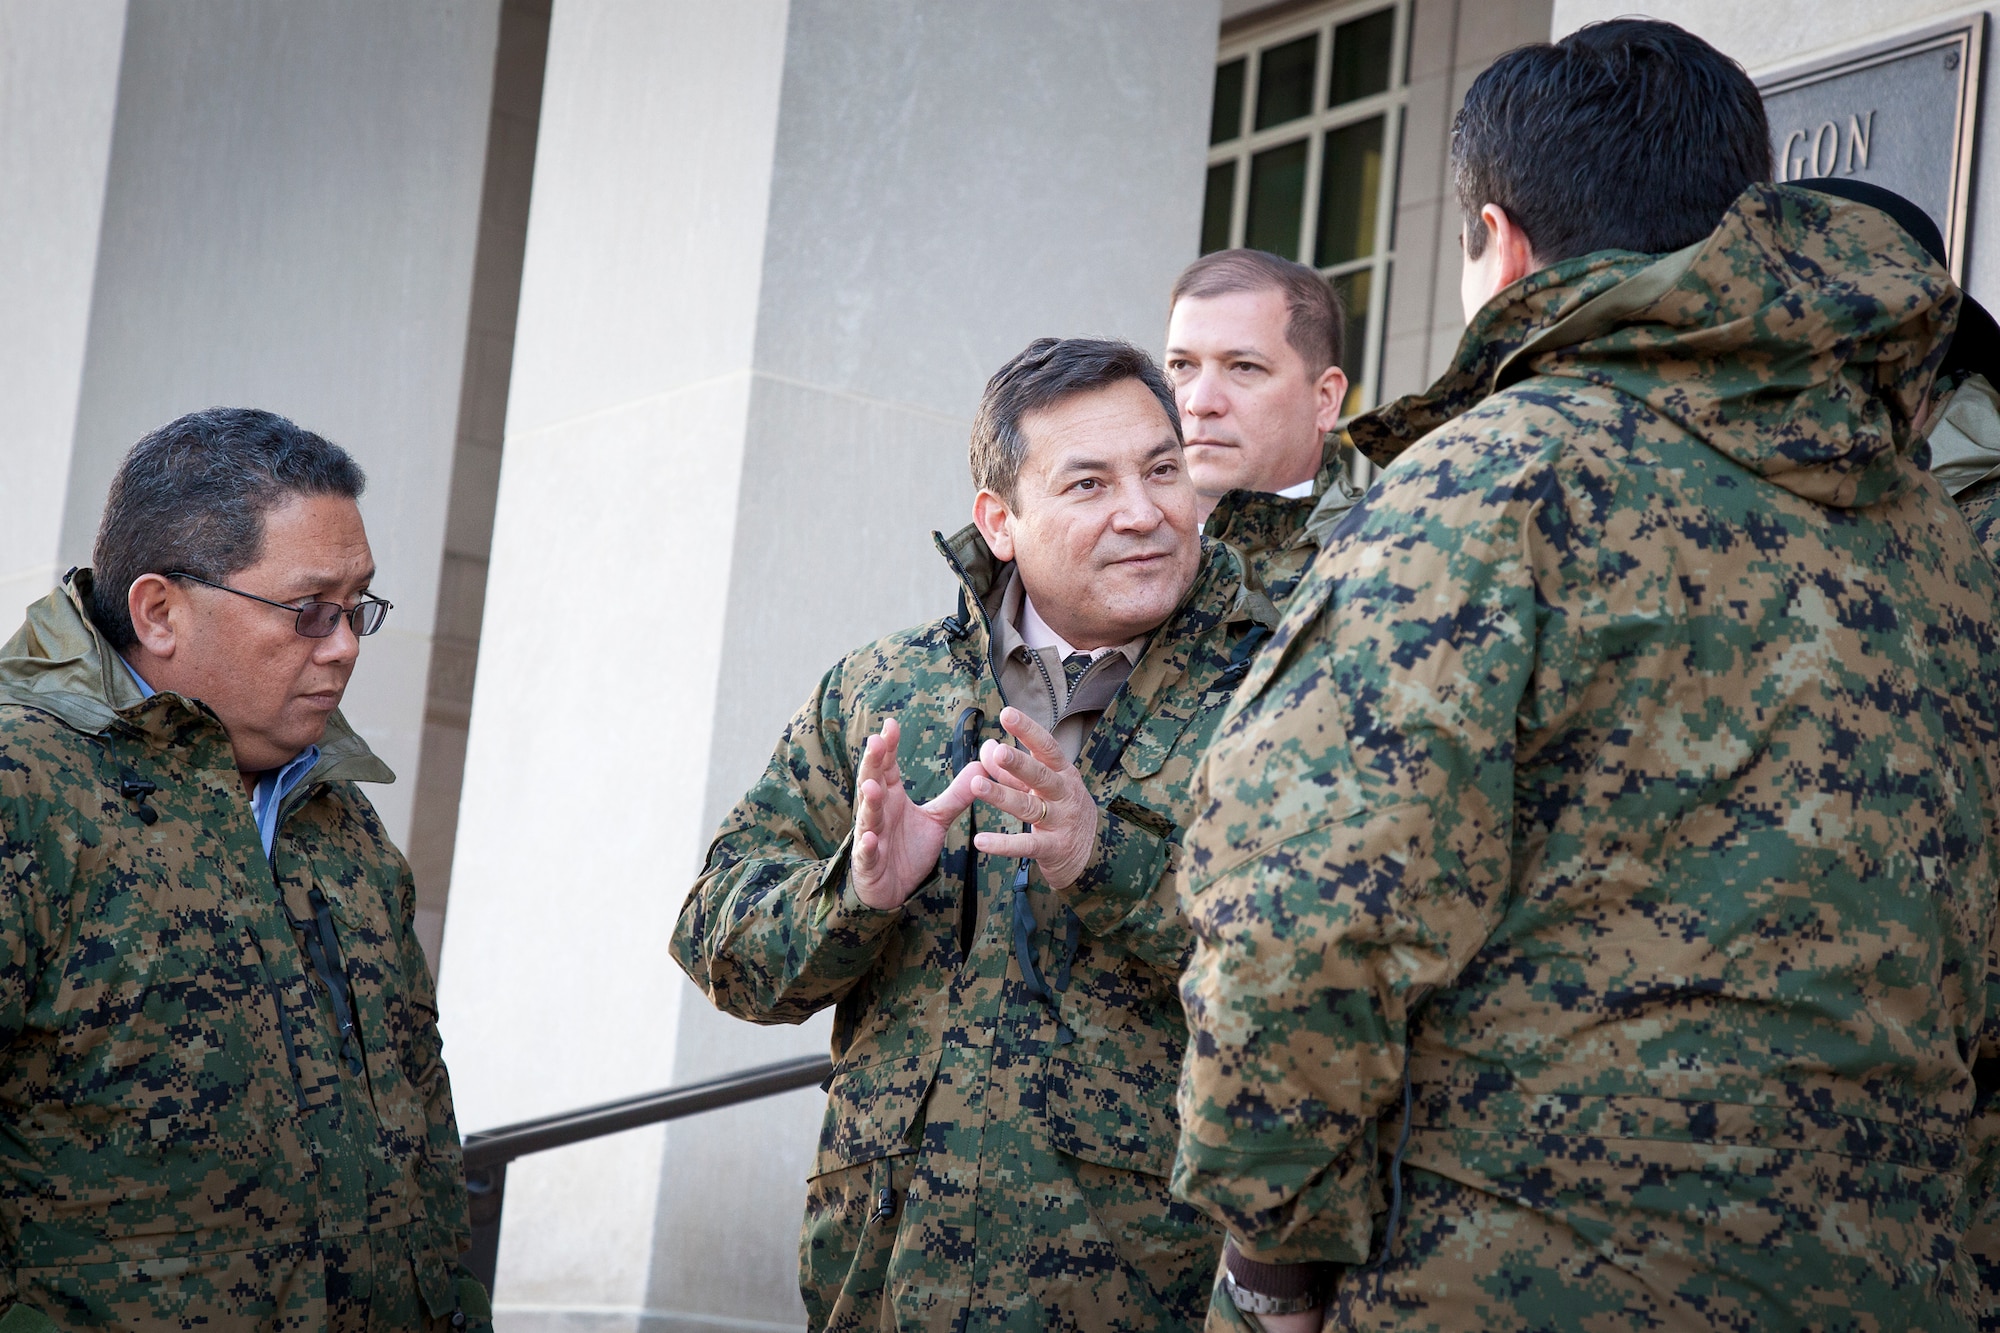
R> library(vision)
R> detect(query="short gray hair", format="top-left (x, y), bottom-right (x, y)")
top-left (969, 338), bottom-right (1181, 500)
top-left (90, 407), bottom-right (367, 649)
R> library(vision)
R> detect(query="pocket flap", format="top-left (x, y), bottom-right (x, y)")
top-left (409, 1229), bottom-right (460, 1320)
top-left (811, 1048), bottom-right (941, 1178)
top-left (1042, 1057), bottom-right (1178, 1178)
top-left (1118, 709), bottom-right (1194, 781)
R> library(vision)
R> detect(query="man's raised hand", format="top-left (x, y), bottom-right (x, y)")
top-left (969, 706), bottom-right (1098, 890)
top-left (852, 717), bottom-right (984, 910)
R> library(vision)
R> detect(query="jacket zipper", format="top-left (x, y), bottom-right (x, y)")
top-left (1028, 650), bottom-right (1061, 723)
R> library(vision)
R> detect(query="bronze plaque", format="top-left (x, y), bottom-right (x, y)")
top-left (1761, 16), bottom-right (1984, 279)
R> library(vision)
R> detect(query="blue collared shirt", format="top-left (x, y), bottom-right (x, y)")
top-left (119, 655), bottom-right (319, 860)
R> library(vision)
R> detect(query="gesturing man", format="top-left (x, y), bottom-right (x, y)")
top-left (1175, 20), bottom-right (2000, 1332)
top-left (673, 339), bottom-right (1272, 1330)
top-left (0, 410), bottom-right (484, 1331)
top-left (1165, 249), bottom-right (1359, 603)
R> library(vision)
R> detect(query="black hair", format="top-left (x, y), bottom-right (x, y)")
top-left (969, 338), bottom-right (1181, 499)
top-left (1453, 19), bottom-right (1770, 263)
top-left (90, 407), bottom-right (367, 648)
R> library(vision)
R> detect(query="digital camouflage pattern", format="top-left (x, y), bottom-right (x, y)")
top-left (1174, 184), bottom-right (2000, 1331)
top-left (672, 526), bottom-right (1273, 1331)
top-left (0, 574), bottom-right (484, 1332)
top-left (1203, 438), bottom-right (1364, 608)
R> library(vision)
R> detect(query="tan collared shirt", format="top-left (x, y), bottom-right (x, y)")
top-left (986, 566), bottom-right (1146, 763)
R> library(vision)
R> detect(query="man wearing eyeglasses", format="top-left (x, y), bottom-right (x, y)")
top-left (0, 408), bottom-right (485, 1331)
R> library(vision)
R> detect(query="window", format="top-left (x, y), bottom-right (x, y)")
top-left (1205, 3), bottom-right (1407, 416)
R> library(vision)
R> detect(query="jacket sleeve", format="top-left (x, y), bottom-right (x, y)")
top-left (1962, 910), bottom-right (2000, 1328)
top-left (671, 661), bottom-right (904, 1024)
top-left (1172, 438), bottom-right (1549, 1267)
top-left (388, 854), bottom-right (475, 1274)
top-left (0, 736), bottom-right (69, 1312)
top-left (1056, 802), bottom-right (1188, 976)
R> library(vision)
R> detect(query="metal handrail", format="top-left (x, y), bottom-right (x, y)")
top-left (460, 1053), bottom-right (834, 1291)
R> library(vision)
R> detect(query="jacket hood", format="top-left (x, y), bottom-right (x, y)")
top-left (1354, 184), bottom-right (1959, 509)
top-left (0, 570), bottom-right (393, 785)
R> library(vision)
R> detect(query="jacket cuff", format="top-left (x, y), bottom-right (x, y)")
top-left (817, 831), bottom-right (910, 935)
top-left (1223, 1236), bottom-right (1339, 1299)
top-left (1059, 803), bottom-right (1171, 934)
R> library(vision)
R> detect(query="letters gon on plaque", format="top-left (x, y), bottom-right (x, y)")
top-left (1760, 16), bottom-right (1984, 280)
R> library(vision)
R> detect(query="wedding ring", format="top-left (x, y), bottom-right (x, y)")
top-left (1033, 797), bottom-right (1050, 825)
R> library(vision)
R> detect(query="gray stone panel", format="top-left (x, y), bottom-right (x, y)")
top-left (55, 0), bottom-right (501, 846)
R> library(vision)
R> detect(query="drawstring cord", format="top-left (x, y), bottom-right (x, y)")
top-left (1009, 864), bottom-right (1076, 1047)
top-left (1371, 1046), bottom-right (1416, 1270)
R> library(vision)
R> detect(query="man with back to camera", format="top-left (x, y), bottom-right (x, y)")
top-left (672, 338), bottom-right (1277, 1330)
top-left (1165, 249), bottom-right (1362, 605)
top-left (1172, 19), bottom-right (2000, 1331)
top-left (0, 409), bottom-right (485, 1331)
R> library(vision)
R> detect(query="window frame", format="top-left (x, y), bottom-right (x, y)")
top-left (1208, 0), bottom-right (1411, 416)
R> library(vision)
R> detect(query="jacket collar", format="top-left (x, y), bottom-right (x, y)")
top-left (0, 569), bottom-right (394, 787)
top-left (1347, 250), bottom-right (1652, 469)
top-left (931, 524), bottom-right (1266, 783)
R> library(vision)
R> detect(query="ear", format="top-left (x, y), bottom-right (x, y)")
top-left (972, 489), bottom-right (1017, 563)
top-left (127, 573), bottom-right (184, 659)
top-left (1482, 202), bottom-right (1539, 294)
top-left (1312, 363), bottom-right (1350, 435)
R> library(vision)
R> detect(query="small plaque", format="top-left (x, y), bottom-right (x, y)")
top-left (1760, 16), bottom-right (1984, 279)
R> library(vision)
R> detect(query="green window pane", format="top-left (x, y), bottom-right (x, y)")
top-left (1202, 161), bottom-right (1236, 254)
top-left (1254, 34), bottom-right (1317, 131)
top-left (1314, 115), bottom-right (1385, 267)
top-left (1330, 8), bottom-right (1395, 106)
top-left (1331, 267), bottom-right (1370, 411)
top-left (1211, 58), bottom-right (1246, 144)
top-left (1246, 138), bottom-right (1309, 261)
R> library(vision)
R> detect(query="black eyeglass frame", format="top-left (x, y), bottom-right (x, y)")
top-left (166, 571), bottom-right (392, 639)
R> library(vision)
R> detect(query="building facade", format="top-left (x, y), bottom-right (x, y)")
top-left (0, 1), bottom-right (1988, 1329)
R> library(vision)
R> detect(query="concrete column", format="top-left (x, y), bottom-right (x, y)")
top-left (0, 2), bottom-right (127, 621)
top-left (439, 2), bottom-right (1220, 1328)
top-left (47, 0), bottom-right (504, 864)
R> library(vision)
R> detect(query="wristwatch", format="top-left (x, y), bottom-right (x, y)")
top-left (1222, 1263), bottom-right (1332, 1316)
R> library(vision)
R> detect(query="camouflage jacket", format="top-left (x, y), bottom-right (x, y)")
top-left (1176, 184), bottom-right (2000, 1331)
top-left (0, 573), bottom-right (481, 1332)
top-left (1203, 437), bottom-right (1364, 607)
top-left (672, 527), bottom-right (1271, 1331)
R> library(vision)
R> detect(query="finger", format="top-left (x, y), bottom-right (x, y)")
top-left (876, 716), bottom-right (903, 783)
top-left (855, 828), bottom-right (879, 877)
top-left (860, 718), bottom-right (903, 785)
top-left (973, 829), bottom-right (1044, 858)
top-left (856, 732), bottom-right (889, 788)
top-left (981, 735), bottom-right (1061, 797)
top-left (919, 760), bottom-right (988, 821)
top-left (856, 778), bottom-right (886, 837)
top-left (970, 772), bottom-right (1051, 825)
top-left (975, 739), bottom-right (1036, 793)
top-left (998, 706), bottom-right (1067, 771)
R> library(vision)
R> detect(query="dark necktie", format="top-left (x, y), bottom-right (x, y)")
top-left (1062, 651), bottom-right (1094, 708)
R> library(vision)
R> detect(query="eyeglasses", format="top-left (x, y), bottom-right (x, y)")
top-left (167, 571), bottom-right (392, 639)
